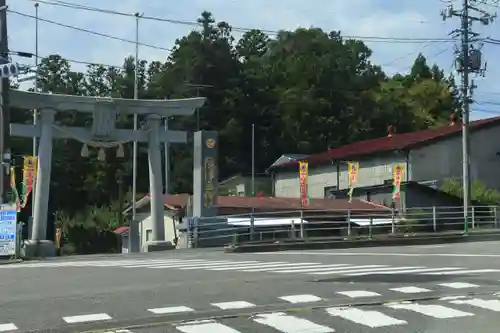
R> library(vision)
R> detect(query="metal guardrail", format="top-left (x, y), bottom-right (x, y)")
top-left (186, 205), bottom-right (499, 247)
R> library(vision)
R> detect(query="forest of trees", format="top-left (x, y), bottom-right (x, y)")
top-left (10, 12), bottom-right (462, 253)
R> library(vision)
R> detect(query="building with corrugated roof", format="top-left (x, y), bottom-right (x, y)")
top-left (267, 116), bottom-right (500, 204)
top-left (117, 194), bottom-right (387, 251)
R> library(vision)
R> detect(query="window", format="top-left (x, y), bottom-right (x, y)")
top-left (146, 229), bottom-right (152, 242)
top-left (384, 179), bottom-right (393, 185)
top-left (324, 186), bottom-right (338, 199)
top-left (334, 192), bottom-right (348, 199)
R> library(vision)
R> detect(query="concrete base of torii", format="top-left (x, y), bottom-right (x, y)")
top-left (22, 240), bottom-right (56, 258)
top-left (144, 240), bottom-right (176, 252)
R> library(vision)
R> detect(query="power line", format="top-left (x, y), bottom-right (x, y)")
top-left (382, 43), bottom-right (435, 67)
top-left (476, 0), bottom-right (500, 10)
top-left (483, 37), bottom-right (500, 44)
top-left (8, 9), bottom-right (172, 51)
top-left (10, 50), bottom-right (124, 68)
top-left (475, 90), bottom-right (500, 95)
top-left (27, 0), bottom-right (436, 27)
top-left (6, 3), bottom-right (460, 78)
top-left (472, 108), bottom-right (500, 114)
top-left (14, 1), bottom-right (457, 44)
top-left (475, 100), bottom-right (500, 106)
top-left (383, 42), bottom-right (451, 69)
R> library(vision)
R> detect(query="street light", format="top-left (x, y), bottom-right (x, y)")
top-left (181, 82), bottom-right (214, 130)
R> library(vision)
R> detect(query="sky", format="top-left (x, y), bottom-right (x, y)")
top-left (7, 0), bottom-right (500, 120)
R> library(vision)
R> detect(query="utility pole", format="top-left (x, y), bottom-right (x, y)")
top-left (164, 116), bottom-right (169, 194)
top-left (32, 2), bottom-right (39, 218)
top-left (251, 123), bottom-right (255, 199)
top-left (130, 12), bottom-right (142, 253)
top-left (441, 0), bottom-right (496, 233)
top-left (33, 2), bottom-right (39, 155)
top-left (250, 123), bottom-right (255, 241)
top-left (0, 0), bottom-right (11, 205)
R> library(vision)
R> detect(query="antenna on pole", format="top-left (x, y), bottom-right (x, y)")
top-left (441, 0), bottom-right (497, 234)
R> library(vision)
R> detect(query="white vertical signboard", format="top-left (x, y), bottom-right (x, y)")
top-left (0, 206), bottom-right (17, 256)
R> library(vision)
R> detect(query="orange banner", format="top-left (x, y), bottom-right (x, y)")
top-left (393, 163), bottom-right (404, 200)
top-left (299, 161), bottom-right (309, 206)
top-left (23, 156), bottom-right (37, 191)
top-left (347, 162), bottom-right (359, 186)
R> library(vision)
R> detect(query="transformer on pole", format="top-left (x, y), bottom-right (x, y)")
top-left (441, 0), bottom-right (497, 233)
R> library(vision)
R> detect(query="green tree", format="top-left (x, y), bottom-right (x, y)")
top-left (441, 179), bottom-right (500, 204)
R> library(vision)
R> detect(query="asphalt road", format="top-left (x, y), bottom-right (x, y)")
top-left (1, 241), bottom-right (500, 332)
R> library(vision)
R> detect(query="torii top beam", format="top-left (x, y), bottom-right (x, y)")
top-left (9, 90), bottom-right (206, 117)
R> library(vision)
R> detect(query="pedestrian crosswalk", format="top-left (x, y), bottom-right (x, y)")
top-left (0, 282), bottom-right (497, 332)
top-left (5, 257), bottom-right (500, 278)
top-left (77, 290), bottom-right (500, 332)
top-left (145, 291), bottom-right (500, 332)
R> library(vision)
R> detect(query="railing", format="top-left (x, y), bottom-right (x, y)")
top-left (186, 205), bottom-right (499, 247)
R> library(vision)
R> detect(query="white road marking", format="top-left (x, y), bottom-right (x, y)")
top-left (439, 282), bottom-right (479, 289)
top-left (301, 265), bottom-right (388, 275)
top-left (121, 260), bottom-right (195, 267)
top-left (204, 262), bottom-right (290, 271)
top-left (147, 306), bottom-right (195, 314)
top-left (102, 330), bottom-right (133, 333)
top-left (147, 261), bottom-right (234, 268)
top-left (176, 319), bottom-right (241, 333)
top-left (0, 261), bottom-right (90, 268)
top-left (62, 313), bottom-right (112, 324)
top-left (258, 251), bottom-right (500, 258)
top-left (422, 269), bottom-right (500, 275)
top-left (451, 298), bottom-right (500, 312)
top-left (240, 263), bottom-right (325, 272)
top-left (373, 267), bottom-right (463, 275)
top-left (390, 286), bottom-right (431, 294)
top-left (73, 261), bottom-right (143, 267)
top-left (211, 301), bottom-right (255, 310)
top-left (279, 294), bottom-right (322, 304)
top-left (337, 290), bottom-right (381, 298)
top-left (270, 264), bottom-right (367, 273)
top-left (386, 302), bottom-right (474, 318)
top-left (178, 261), bottom-right (261, 270)
top-left (415, 244), bottom-right (449, 248)
top-left (315, 266), bottom-right (421, 276)
top-left (326, 307), bottom-right (407, 328)
top-left (252, 312), bottom-right (334, 333)
top-left (0, 323), bottom-right (17, 332)
top-left (439, 296), bottom-right (468, 301)
top-left (64, 261), bottom-right (144, 267)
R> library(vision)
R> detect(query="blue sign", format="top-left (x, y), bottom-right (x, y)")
top-left (187, 217), bottom-right (198, 229)
top-left (0, 207), bottom-right (17, 256)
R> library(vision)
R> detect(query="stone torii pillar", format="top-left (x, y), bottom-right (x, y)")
top-left (146, 114), bottom-right (165, 242)
top-left (9, 90), bottom-right (205, 256)
top-left (31, 108), bottom-right (55, 242)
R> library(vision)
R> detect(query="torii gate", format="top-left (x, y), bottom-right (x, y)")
top-left (9, 90), bottom-right (205, 256)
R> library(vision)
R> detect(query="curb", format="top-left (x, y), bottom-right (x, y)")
top-left (224, 231), bottom-right (500, 253)
top-left (0, 258), bottom-right (23, 265)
